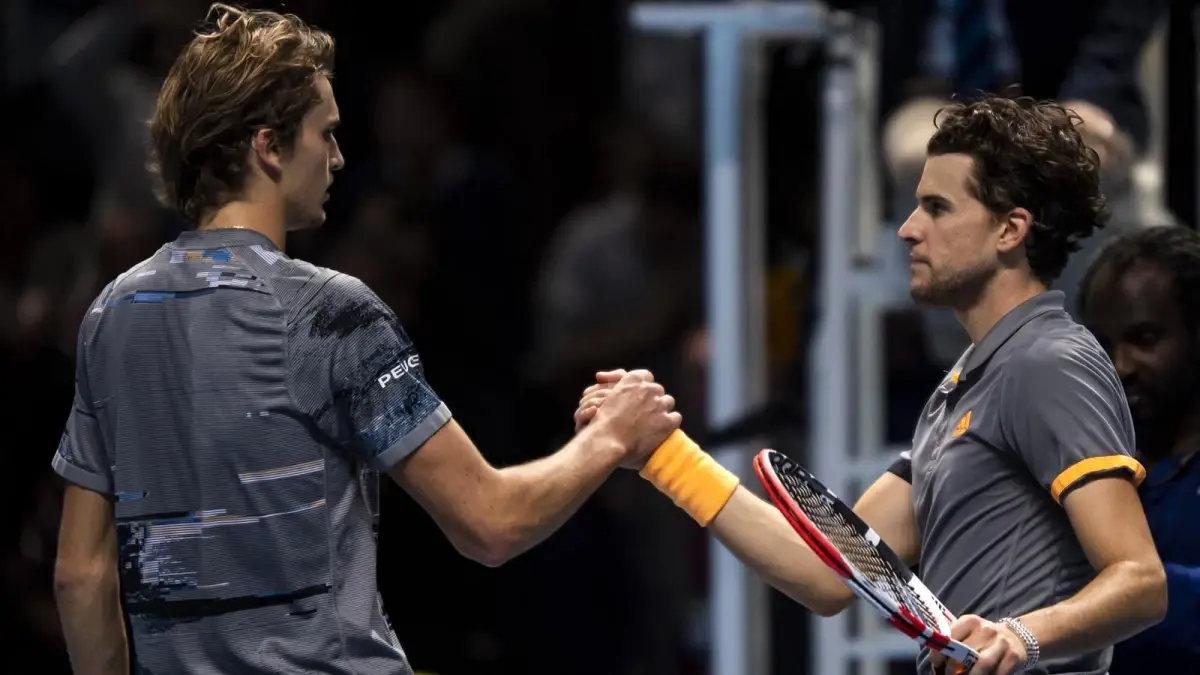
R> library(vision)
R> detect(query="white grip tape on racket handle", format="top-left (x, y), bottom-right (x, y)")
top-left (941, 639), bottom-right (978, 672)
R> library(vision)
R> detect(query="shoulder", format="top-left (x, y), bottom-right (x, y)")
top-left (288, 267), bottom-right (399, 342)
top-left (258, 255), bottom-right (338, 312)
top-left (1006, 314), bottom-right (1119, 395)
top-left (272, 254), bottom-right (370, 313)
top-left (1022, 316), bottom-right (1109, 370)
top-left (81, 252), bottom-right (161, 331)
top-left (105, 249), bottom-right (164, 298)
top-left (308, 268), bottom-right (381, 306)
top-left (76, 280), bottom-right (117, 351)
top-left (303, 269), bottom-right (391, 324)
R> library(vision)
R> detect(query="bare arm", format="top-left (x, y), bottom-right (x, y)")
top-left (391, 371), bottom-right (679, 567)
top-left (390, 418), bottom-right (627, 567)
top-left (573, 372), bottom-right (920, 617)
top-left (1017, 477), bottom-right (1167, 659)
top-left (708, 470), bottom-right (918, 617)
top-left (54, 484), bottom-right (127, 675)
top-left (987, 343), bottom-right (1167, 661)
top-left (296, 279), bottom-right (679, 568)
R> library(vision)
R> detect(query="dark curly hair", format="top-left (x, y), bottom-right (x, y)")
top-left (1078, 225), bottom-right (1200, 331)
top-left (150, 3), bottom-right (335, 225)
top-left (926, 96), bottom-right (1110, 283)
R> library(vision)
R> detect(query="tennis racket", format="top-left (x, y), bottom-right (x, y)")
top-left (753, 448), bottom-right (978, 671)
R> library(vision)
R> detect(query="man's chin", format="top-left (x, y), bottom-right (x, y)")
top-left (910, 275), bottom-right (985, 309)
top-left (909, 283), bottom-right (946, 307)
top-left (287, 211), bottom-right (327, 232)
top-left (1131, 400), bottom-right (1176, 444)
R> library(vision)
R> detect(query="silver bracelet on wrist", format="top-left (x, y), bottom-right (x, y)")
top-left (998, 616), bottom-right (1040, 672)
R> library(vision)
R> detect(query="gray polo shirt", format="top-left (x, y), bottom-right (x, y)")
top-left (888, 291), bottom-right (1145, 675)
top-left (52, 228), bottom-right (450, 674)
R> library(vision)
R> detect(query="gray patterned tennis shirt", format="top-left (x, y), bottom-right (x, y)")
top-left (52, 228), bottom-right (449, 674)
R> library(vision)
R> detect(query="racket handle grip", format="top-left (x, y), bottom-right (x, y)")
top-left (640, 430), bottom-right (740, 526)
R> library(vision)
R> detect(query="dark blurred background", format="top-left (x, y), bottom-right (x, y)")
top-left (1, 1), bottom-right (1196, 673)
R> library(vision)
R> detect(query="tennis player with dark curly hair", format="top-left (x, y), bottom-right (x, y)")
top-left (576, 97), bottom-right (1167, 675)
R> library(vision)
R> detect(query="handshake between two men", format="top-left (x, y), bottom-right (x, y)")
top-left (568, 367), bottom-right (863, 620)
top-left (570, 368), bottom-right (683, 469)
top-left (571, 368), bottom-right (742, 528)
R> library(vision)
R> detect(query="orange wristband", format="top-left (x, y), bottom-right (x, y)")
top-left (639, 430), bottom-right (740, 526)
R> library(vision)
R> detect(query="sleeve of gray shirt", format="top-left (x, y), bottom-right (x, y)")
top-left (290, 273), bottom-right (452, 473)
top-left (51, 287), bottom-right (115, 495)
top-left (1001, 337), bottom-right (1144, 505)
top-left (888, 450), bottom-right (914, 483)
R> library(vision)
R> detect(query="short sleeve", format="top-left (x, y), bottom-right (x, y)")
top-left (290, 273), bottom-right (451, 472)
top-left (887, 450), bottom-right (914, 484)
top-left (1003, 337), bottom-right (1144, 504)
top-left (51, 302), bottom-right (114, 495)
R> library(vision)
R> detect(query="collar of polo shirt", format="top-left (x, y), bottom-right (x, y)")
top-left (958, 291), bottom-right (1066, 384)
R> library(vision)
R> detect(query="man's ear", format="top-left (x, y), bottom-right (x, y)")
top-left (996, 206), bottom-right (1033, 255)
top-left (251, 128), bottom-right (284, 179)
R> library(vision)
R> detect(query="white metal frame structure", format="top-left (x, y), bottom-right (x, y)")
top-left (1131, 17), bottom-right (1175, 228)
top-left (629, 4), bottom-right (911, 675)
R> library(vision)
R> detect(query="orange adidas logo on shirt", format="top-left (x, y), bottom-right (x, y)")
top-left (952, 411), bottom-right (972, 438)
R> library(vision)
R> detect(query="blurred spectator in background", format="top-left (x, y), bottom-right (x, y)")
top-left (882, 0), bottom-right (1168, 190)
top-left (532, 118), bottom-right (703, 399)
top-left (527, 115), bottom-right (704, 675)
top-left (1077, 225), bottom-right (1200, 675)
top-left (44, 0), bottom-right (198, 258)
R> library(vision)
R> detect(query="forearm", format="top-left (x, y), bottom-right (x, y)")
top-left (637, 432), bottom-right (855, 616)
top-left (1020, 559), bottom-right (1167, 660)
top-left (487, 422), bottom-right (626, 561)
top-left (55, 569), bottom-right (128, 675)
top-left (710, 486), bottom-right (853, 616)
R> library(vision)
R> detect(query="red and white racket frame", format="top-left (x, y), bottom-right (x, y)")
top-left (753, 449), bottom-right (979, 670)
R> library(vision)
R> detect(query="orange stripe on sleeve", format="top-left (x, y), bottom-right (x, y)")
top-left (1049, 455), bottom-right (1146, 504)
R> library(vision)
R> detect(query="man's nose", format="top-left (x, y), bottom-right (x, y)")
top-left (1112, 344), bottom-right (1137, 381)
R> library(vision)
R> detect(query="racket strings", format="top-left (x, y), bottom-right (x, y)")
top-left (776, 471), bottom-right (942, 628)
